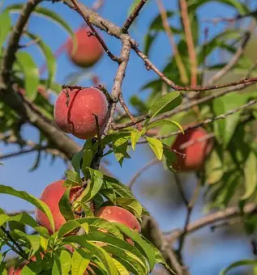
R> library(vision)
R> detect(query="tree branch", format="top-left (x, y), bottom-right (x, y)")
top-left (156, 0), bottom-right (188, 84)
top-left (122, 0), bottom-right (148, 33)
top-left (165, 203), bottom-right (257, 244)
top-left (179, 0), bottom-right (197, 86)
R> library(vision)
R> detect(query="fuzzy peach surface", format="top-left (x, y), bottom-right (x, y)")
top-left (54, 87), bottom-right (109, 139)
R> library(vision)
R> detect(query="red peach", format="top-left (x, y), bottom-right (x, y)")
top-left (171, 127), bottom-right (213, 172)
top-left (67, 27), bottom-right (103, 68)
top-left (35, 180), bottom-right (83, 234)
top-left (54, 87), bottom-right (109, 139)
top-left (95, 206), bottom-right (141, 232)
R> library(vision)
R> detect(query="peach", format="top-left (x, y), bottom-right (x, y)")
top-left (54, 87), bottom-right (109, 139)
top-left (171, 127), bottom-right (213, 171)
top-left (35, 180), bottom-right (83, 234)
top-left (95, 206), bottom-right (141, 232)
top-left (67, 27), bottom-right (103, 68)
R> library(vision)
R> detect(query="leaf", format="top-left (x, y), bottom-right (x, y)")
top-left (146, 137), bottom-right (163, 161)
top-left (58, 220), bottom-right (88, 238)
top-left (59, 250), bottom-right (72, 275)
top-left (113, 136), bottom-right (131, 166)
top-left (241, 152), bottom-right (257, 200)
top-left (13, 230), bottom-right (40, 256)
top-left (115, 198), bottom-right (142, 218)
top-left (112, 258), bottom-right (130, 275)
top-left (163, 147), bottom-right (176, 171)
top-left (205, 149), bottom-right (223, 185)
top-left (213, 93), bottom-right (250, 146)
top-left (63, 235), bottom-right (118, 275)
top-left (71, 249), bottom-right (91, 275)
top-left (0, 10), bottom-right (11, 56)
top-left (71, 151), bottom-right (83, 174)
top-left (130, 130), bottom-right (141, 151)
top-left (149, 92), bottom-right (182, 119)
top-left (64, 170), bottom-right (82, 186)
top-left (25, 32), bottom-right (56, 88)
top-left (220, 259), bottom-right (257, 275)
top-left (147, 119), bottom-right (184, 133)
top-left (6, 5), bottom-right (74, 37)
top-left (79, 168), bottom-right (103, 203)
top-left (16, 52), bottom-right (39, 101)
top-left (59, 188), bottom-right (75, 222)
top-left (114, 223), bottom-right (156, 270)
top-left (0, 185), bottom-right (54, 232)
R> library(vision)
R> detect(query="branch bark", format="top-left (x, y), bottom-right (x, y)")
top-left (165, 203), bottom-right (257, 244)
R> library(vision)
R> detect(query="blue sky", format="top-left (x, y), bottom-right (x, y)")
top-left (0, 0), bottom-right (256, 274)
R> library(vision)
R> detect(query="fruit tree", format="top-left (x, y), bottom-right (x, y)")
top-left (1, 0), bottom-right (257, 274)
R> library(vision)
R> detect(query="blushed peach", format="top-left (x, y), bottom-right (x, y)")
top-left (54, 87), bottom-right (109, 139)
top-left (171, 127), bottom-right (213, 171)
top-left (67, 27), bottom-right (103, 68)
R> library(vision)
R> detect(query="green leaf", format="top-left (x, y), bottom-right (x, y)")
top-left (220, 259), bottom-right (257, 275)
top-left (64, 170), bottom-right (82, 186)
top-left (213, 93), bottom-right (249, 146)
top-left (241, 152), bottom-right (257, 200)
top-left (71, 249), bottom-right (91, 275)
top-left (149, 92), bottom-right (182, 119)
top-left (63, 235), bottom-right (118, 275)
top-left (163, 147), bottom-right (176, 171)
top-left (13, 230), bottom-right (40, 256)
top-left (59, 250), bottom-right (72, 275)
top-left (58, 220), bottom-right (83, 238)
top-left (80, 168), bottom-right (103, 203)
top-left (0, 10), bottom-right (11, 56)
top-left (0, 185), bottom-right (54, 232)
top-left (146, 137), bottom-right (163, 161)
top-left (147, 119), bottom-right (184, 133)
top-left (188, 0), bottom-right (249, 15)
top-left (114, 223), bottom-right (156, 270)
top-left (71, 151), bottom-right (83, 174)
top-left (6, 5), bottom-right (74, 37)
top-left (25, 32), bottom-right (56, 88)
top-left (59, 188), bottom-right (75, 222)
top-left (112, 258), bottom-right (130, 275)
top-left (205, 149), bottom-right (223, 185)
top-left (113, 136), bottom-right (131, 166)
top-left (16, 52), bottom-right (39, 101)
top-left (130, 130), bottom-right (142, 151)
top-left (115, 198), bottom-right (142, 218)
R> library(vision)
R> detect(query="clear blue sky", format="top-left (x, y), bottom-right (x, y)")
top-left (0, 0), bottom-right (256, 274)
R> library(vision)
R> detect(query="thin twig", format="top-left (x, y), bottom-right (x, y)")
top-left (113, 80), bottom-right (256, 130)
top-left (155, 0), bottom-right (188, 84)
top-left (207, 22), bottom-right (255, 85)
top-left (19, 37), bottom-right (40, 49)
top-left (0, 226), bottom-right (28, 260)
top-left (122, 0), bottom-right (148, 33)
top-left (104, 39), bottom-right (131, 135)
top-left (128, 159), bottom-right (159, 190)
top-left (136, 98), bottom-right (257, 144)
top-left (118, 93), bottom-right (142, 131)
top-left (165, 203), bottom-right (257, 244)
top-left (179, 133), bottom-right (215, 150)
top-left (70, 0), bottom-right (122, 64)
top-left (177, 180), bottom-right (201, 261)
top-left (179, 0), bottom-right (197, 86)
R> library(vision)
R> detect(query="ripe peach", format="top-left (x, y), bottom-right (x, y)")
top-left (171, 127), bottom-right (213, 171)
top-left (67, 27), bottom-right (103, 68)
top-left (95, 206), bottom-right (141, 232)
top-left (54, 87), bottom-right (109, 139)
top-left (35, 180), bottom-right (83, 234)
